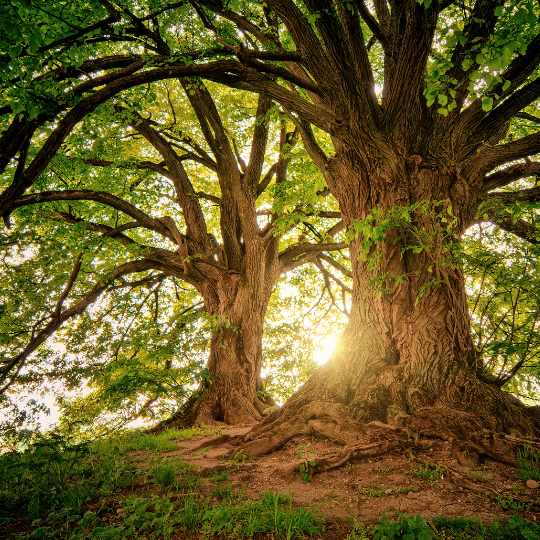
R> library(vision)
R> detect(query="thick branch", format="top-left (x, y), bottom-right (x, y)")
top-left (125, 111), bottom-right (212, 253)
top-left (485, 186), bottom-right (540, 205)
top-left (483, 162), bottom-right (540, 192)
top-left (10, 190), bottom-right (175, 241)
top-left (471, 132), bottom-right (540, 177)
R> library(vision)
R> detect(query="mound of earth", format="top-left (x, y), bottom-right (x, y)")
top-left (138, 425), bottom-right (539, 536)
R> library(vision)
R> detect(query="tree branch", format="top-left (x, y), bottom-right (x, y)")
top-left (10, 190), bottom-right (175, 241)
top-left (483, 162), bottom-right (540, 192)
top-left (0, 259), bottom-right (161, 395)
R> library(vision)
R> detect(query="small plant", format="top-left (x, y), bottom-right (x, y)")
top-left (469, 468), bottom-right (489, 483)
top-left (373, 514), bottom-right (435, 540)
top-left (435, 514), bottom-right (540, 540)
top-left (228, 450), bottom-right (250, 466)
top-left (517, 445), bottom-right (540, 482)
top-left (376, 465), bottom-right (395, 473)
top-left (192, 445), bottom-right (213, 457)
top-left (394, 485), bottom-right (419, 495)
top-left (297, 444), bottom-right (316, 482)
top-left (153, 462), bottom-right (177, 487)
top-left (346, 521), bottom-right (371, 540)
top-left (404, 463), bottom-right (444, 485)
top-left (211, 483), bottom-right (234, 501)
top-left (211, 469), bottom-right (230, 483)
top-left (491, 492), bottom-right (531, 513)
top-left (359, 487), bottom-right (387, 497)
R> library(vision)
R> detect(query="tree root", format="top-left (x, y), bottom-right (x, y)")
top-left (230, 396), bottom-right (540, 476)
top-left (315, 440), bottom-right (402, 472)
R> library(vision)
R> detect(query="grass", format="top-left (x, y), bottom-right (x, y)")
top-left (404, 463), bottom-right (445, 485)
top-left (434, 515), bottom-right (540, 539)
top-left (1, 429), bottom-right (539, 540)
top-left (517, 445), bottom-right (540, 482)
top-left (375, 465), bottom-right (395, 473)
top-left (359, 487), bottom-right (388, 497)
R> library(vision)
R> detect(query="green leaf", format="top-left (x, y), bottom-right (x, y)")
top-left (481, 97), bottom-right (493, 112)
top-left (437, 94), bottom-right (448, 106)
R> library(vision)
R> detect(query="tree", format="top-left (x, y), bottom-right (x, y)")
top-left (2, 0), bottom-right (540, 462)
top-left (0, 1), bottom-right (348, 428)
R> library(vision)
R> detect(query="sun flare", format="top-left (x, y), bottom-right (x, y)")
top-left (313, 335), bottom-right (340, 366)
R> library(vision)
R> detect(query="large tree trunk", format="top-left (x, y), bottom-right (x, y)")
top-left (172, 301), bottom-right (275, 427)
top-left (151, 246), bottom-right (279, 431)
top-left (239, 155), bottom-right (540, 464)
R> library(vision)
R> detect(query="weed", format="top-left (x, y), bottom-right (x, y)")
top-left (176, 474), bottom-right (203, 492)
top-left (469, 469), bottom-right (489, 483)
top-left (297, 443), bottom-right (316, 482)
top-left (211, 483), bottom-right (234, 501)
top-left (321, 490), bottom-right (339, 504)
top-left (197, 490), bottom-right (323, 540)
top-left (228, 450), bottom-right (250, 465)
top-left (358, 487), bottom-right (387, 497)
top-left (211, 469), bottom-right (230, 482)
top-left (491, 492), bottom-right (531, 513)
top-left (376, 465), bottom-right (395, 473)
top-left (373, 514), bottom-right (435, 540)
top-left (517, 445), bottom-right (540, 482)
top-left (153, 462), bottom-right (177, 488)
top-left (191, 445), bottom-right (213, 456)
top-left (346, 521), bottom-right (371, 540)
top-left (404, 463), bottom-right (444, 485)
top-left (435, 514), bottom-right (540, 539)
top-left (394, 485), bottom-right (419, 495)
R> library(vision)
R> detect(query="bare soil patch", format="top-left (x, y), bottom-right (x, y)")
top-left (163, 424), bottom-right (540, 528)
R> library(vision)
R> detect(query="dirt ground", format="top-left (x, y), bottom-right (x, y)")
top-left (141, 425), bottom-right (540, 530)
top-left (3, 424), bottom-right (540, 539)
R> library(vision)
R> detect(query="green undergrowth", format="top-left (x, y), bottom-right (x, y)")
top-left (0, 428), bottom-right (206, 528)
top-left (346, 514), bottom-right (540, 540)
top-left (1, 429), bottom-right (539, 540)
top-left (19, 490), bottom-right (324, 540)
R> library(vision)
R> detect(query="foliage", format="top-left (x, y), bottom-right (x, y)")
top-left (372, 514), bottom-right (434, 540)
top-left (358, 487), bottom-right (387, 497)
top-left (296, 443), bottom-right (316, 482)
top-left (463, 225), bottom-right (540, 398)
top-left (404, 464), bottom-right (445, 486)
top-left (434, 515), bottom-right (540, 540)
top-left (0, 428), bottom-right (201, 523)
top-left (347, 201), bottom-right (457, 296)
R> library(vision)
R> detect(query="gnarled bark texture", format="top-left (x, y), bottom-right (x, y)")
top-left (155, 271), bottom-right (278, 429)
top-left (239, 152), bottom-right (540, 466)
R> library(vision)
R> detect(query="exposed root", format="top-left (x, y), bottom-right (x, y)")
top-left (147, 385), bottom-right (270, 434)
top-left (316, 440), bottom-right (402, 472)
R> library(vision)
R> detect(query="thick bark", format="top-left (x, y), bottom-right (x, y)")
top-left (238, 154), bottom-right (540, 465)
top-left (158, 285), bottom-right (276, 429)
top-left (148, 228), bottom-right (281, 430)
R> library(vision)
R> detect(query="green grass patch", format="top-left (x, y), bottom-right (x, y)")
top-left (517, 445), bottom-right (540, 482)
top-left (359, 487), bottom-right (388, 497)
top-left (404, 463), bottom-right (444, 485)
top-left (435, 514), bottom-right (540, 539)
top-left (19, 490), bottom-right (324, 540)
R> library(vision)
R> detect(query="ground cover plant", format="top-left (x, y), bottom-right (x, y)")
top-left (1, 427), bottom-right (540, 540)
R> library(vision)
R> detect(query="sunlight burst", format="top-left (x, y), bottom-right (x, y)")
top-left (313, 335), bottom-right (339, 366)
